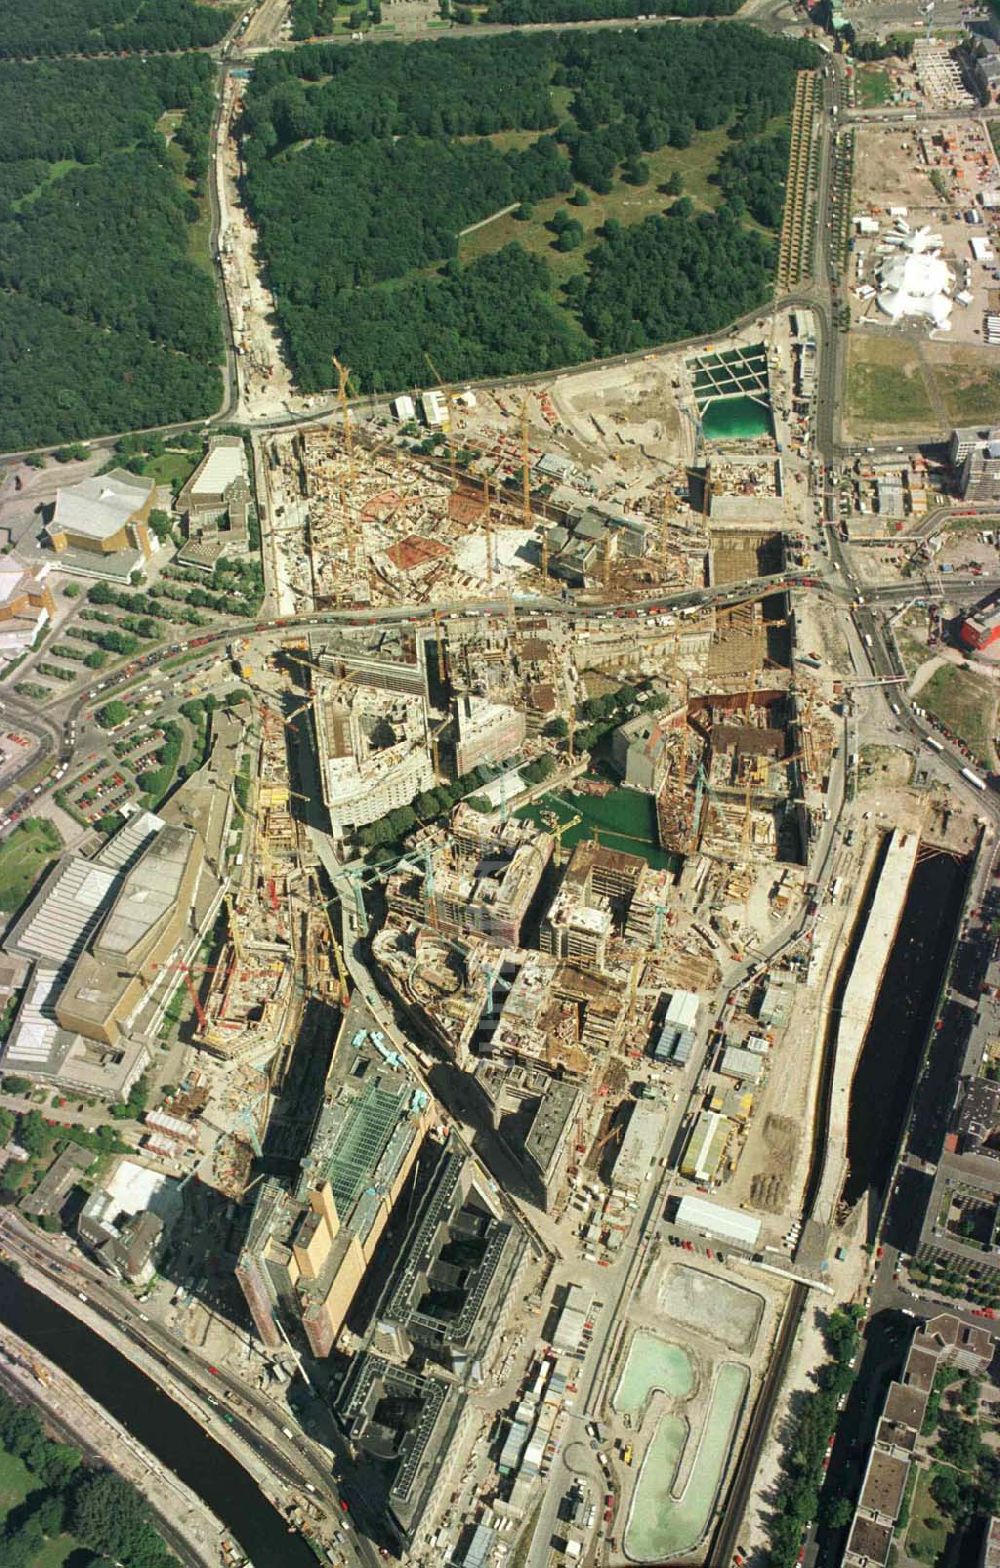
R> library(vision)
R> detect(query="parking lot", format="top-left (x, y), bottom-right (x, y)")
top-left (61, 751), bottom-right (142, 826)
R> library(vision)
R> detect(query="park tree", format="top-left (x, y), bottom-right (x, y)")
top-left (819, 1493), bottom-right (853, 1530)
top-left (556, 220), bottom-right (584, 251)
top-left (96, 701), bottom-right (129, 730)
top-left (147, 509), bottom-right (172, 544)
top-left (17, 1111), bottom-right (52, 1158)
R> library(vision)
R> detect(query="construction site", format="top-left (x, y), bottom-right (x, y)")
top-left (259, 418), bottom-right (704, 618)
top-left (291, 585), bottom-right (843, 1233)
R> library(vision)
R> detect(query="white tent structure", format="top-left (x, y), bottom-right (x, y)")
top-left (877, 227), bottom-right (954, 329)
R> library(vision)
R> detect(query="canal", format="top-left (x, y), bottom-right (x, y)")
top-left (841, 848), bottom-right (970, 1215)
top-left (0, 1266), bottom-right (317, 1568)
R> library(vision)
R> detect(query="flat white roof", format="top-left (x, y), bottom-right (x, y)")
top-left (52, 469), bottom-right (152, 542)
top-left (190, 443), bottom-right (245, 498)
top-left (675, 1195), bottom-right (761, 1247)
top-left (666, 989), bottom-right (699, 1028)
top-left (104, 1157), bottom-right (178, 1220)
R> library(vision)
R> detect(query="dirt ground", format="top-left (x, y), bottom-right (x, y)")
top-left (747, 1116), bottom-right (797, 1213)
top-left (857, 743), bottom-right (916, 792)
top-left (853, 122), bottom-right (944, 213)
top-left (848, 117), bottom-right (1000, 353)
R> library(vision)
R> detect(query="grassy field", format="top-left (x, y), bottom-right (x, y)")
top-left (11, 160), bottom-right (84, 212)
top-left (846, 336), bottom-right (935, 434)
top-left (0, 1450), bottom-right (79, 1568)
top-left (920, 663), bottom-right (997, 768)
top-left (141, 447), bottom-right (199, 491)
top-left (905, 1469), bottom-right (950, 1564)
top-left (0, 819), bottom-right (62, 914)
top-left (29, 1538), bottom-right (77, 1568)
top-left (857, 68), bottom-right (892, 107)
top-left (894, 609), bottom-right (932, 677)
top-left (0, 1448), bottom-right (31, 1513)
top-left (928, 349), bottom-right (1000, 425)
top-left (459, 119), bottom-right (774, 287)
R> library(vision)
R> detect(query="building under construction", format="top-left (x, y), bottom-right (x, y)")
top-left (197, 704), bottom-right (300, 1062)
top-left (277, 430), bottom-right (544, 612)
top-left (385, 807), bottom-right (554, 950)
top-left (236, 997), bottom-right (435, 1358)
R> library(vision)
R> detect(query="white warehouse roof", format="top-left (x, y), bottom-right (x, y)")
top-left (674, 1195), bottom-right (761, 1248)
top-left (189, 442), bottom-right (244, 498)
top-left (665, 988), bottom-right (699, 1029)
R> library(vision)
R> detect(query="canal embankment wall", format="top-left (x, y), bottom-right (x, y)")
top-left (0, 1322), bottom-right (227, 1568)
top-left (811, 826), bottom-right (920, 1229)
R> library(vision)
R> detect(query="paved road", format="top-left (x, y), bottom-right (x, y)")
top-left (0, 1360), bottom-right (211, 1568)
top-left (0, 1214), bottom-right (379, 1568)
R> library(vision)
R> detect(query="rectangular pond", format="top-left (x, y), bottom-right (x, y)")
top-left (517, 787), bottom-right (678, 870)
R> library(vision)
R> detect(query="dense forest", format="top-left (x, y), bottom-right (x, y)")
top-left (290, 0), bottom-right (355, 36)
top-left (0, 0), bottom-right (233, 59)
top-left (575, 208), bottom-right (776, 353)
top-left (482, 0), bottom-right (741, 21)
top-left (0, 53), bottom-right (223, 449)
top-left (717, 129), bottom-right (790, 227)
top-left (243, 25), bottom-right (815, 390)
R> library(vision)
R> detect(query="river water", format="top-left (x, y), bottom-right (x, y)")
top-left (0, 1266), bottom-right (317, 1568)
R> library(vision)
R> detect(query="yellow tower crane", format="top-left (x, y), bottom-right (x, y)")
top-left (429, 713), bottom-right (450, 781)
top-left (282, 698), bottom-right (313, 727)
top-left (332, 356), bottom-right (355, 479)
top-left (662, 484), bottom-right (673, 566)
top-left (322, 905), bottom-right (351, 1007)
top-left (285, 649), bottom-right (327, 682)
top-left (223, 888), bottom-right (246, 967)
top-left (543, 809), bottom-right (581, 865)
top-left (483, 476), bottom-right (494, 595)
top-left (740, 767), bottom-right (755, 855)
top-left (433, 609), bottom-right (449, 685)
top-left (520, 394), bottom-right (533, 531)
